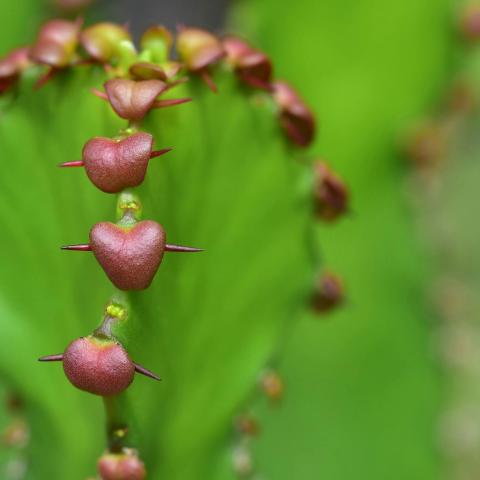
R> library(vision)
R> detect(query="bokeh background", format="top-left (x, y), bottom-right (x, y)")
top-left (4, 0), bottom-right (480, 479)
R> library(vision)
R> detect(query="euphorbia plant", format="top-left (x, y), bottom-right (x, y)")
top-left (0, 15), bottom-right (347, 480)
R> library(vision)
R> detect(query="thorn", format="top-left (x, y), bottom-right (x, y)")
top-left (38, 354), bottom-right (63, 362)
top-left (58, 160), bottom-right (84, 168)
top-left (164, 77), bottom-right (189, 92)
top-left (153, 97), bottom-right (192, 108)
top-left (200, 69), bottom-right (218, 93)
top-left (34, 67), bottom-right (58, 90)
top-left (61, 244), bottom-right (92, 251)
top-left (91, 88), bottom-right (108, 101)
top-left (150, 148), bottom-right (172, 159)
top-left (134, 363), bottom-right (161, 381)
top-left (165, 244), bottom-right (204, 253)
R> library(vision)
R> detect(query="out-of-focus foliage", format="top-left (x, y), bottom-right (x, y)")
top-left (228, 0), bottom-right (454, 478)
top-left (0, 63), bottom-right (315, 478)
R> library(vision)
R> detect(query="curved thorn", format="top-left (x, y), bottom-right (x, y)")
top-left (58, 160), bottom-right (84, 168)
top-left (134, 363), bottom-right (161, 381)
top-left (200, 69), bottom-right (218, 93)
top-left (34, 67), bottom-right (58, 90)
top-left (150, 148), bottom-right (172, 159)
top-left (91, 88), bottom-right (108, 101)
top-left (165, 244), bottom-right (204, 253)
top-left (38, 354), bottom-right (64, 362)
top-left (61, 244), bottom-right (92, 251)
top-left (153, 97), bottom-right (192, 108)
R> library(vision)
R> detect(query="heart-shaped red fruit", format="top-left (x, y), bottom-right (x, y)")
top-left (90, 221), bottom-right (166, 290)
top-left (82, 133), bottom-right (154, 193)
top-left (104, 79), bottom-right (167, 120)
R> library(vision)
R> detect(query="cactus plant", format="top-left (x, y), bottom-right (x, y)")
top-left (0, 14), bottom-right (345, 479)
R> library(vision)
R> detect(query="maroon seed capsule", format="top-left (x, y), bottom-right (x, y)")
top-left (311, 273), bottom-right (344, 313)
top-left (29, 19), bottom-right (81, 68)
top-left (98, 451), bottom-right (146, 480)
top-left (223, 36), bottom-right (272, 90)
top-left (63, 336), bottom-right (135, 396)
top-left (90, 220), bottom-right (166, 290)
top-left (80, 23), bottom-right (132, 63)
top-left (273, 81), bottom-right (316, 147)
top-left (75, 132), bottom-right (167, 193)
top-left (313, 161), bottom-right (349, 221)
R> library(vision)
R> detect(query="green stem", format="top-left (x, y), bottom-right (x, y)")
top-left (103, 395), bottom-right (129, 453)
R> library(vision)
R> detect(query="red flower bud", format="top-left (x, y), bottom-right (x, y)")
top-left (176, 27), bottom-right (225, 71)
top-left (223, 36), bottom-right (272, 90)
top-left (76, 132), bottom-right (167, 193)
top-left (30, 19), bottom-right (81, 68)
top-left (259, 370), bottom-right (284, 402)
top-left (63, 336), bottom-right (135, 396)
top-left (0, 47), bottom-right (30, 93)
top-left (98, 451), bottom-right (146, 480)
top-left (103, 79), bottom-right (167, 120)
top-left (313, 162), bottom-right (349, 221)
top-left (311, 273), bottom-right (344, 313)
top-left (235, 414), bottom-right (260, 436)
top-left (140, 26), bottom-right (173, 63)
top-left (90, 221), bottom-right (166, 290)
top-left (80, 23), bottom-right (131, 63)
top-left (273, 81), bottom-right (316, 147)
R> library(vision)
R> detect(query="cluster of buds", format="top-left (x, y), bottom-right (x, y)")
top-left (0, 20), bottom-right (317, 148)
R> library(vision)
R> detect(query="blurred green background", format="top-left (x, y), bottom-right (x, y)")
top-left (1, 0), bottom-right (473, 479)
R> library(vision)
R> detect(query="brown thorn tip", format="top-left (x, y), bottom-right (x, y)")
top-left (150, 148), bottom-right (173, 159)
top-left (91, 88), bottom-right (108, 100)
top-left (153, 97), bottom-right (192, 108)
top-left (200, 69), bottom-right (218, 93)
top-left (58, 160), bottom-right (84, 168)
top-left (61, 244), bottom-right (92, 251)
top-left (38, 354), bottom-right (63, 362)
top-left (134, 363), bottom-right (161, 381)
top-left (165, 244), bottom-right (204, 253)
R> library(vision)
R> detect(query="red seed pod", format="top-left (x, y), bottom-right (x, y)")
top-left (0, 47), bottom-right (30, 93)
top-left (273, 81), bottom-right (316, 147)
top-left (235, 414), bottom-right (260, 436)
top-left (102, 79), bottom-right (167, 120)
top-left (98, 451), bottom-right (146, 480)
top-left (313, 161), bottom-right (349, 221)
top-left (74, 132), bottom-right (168, 193)
top-left (260, 370), bottom-right (284, 402)
top-left (460, 3), bottom-right (480, 40)
top-left (311, 273), bottom-right (344, 313)
top-left (223, 36), bottom-right (272, 90)
top-left (80, 23), bottom-right (131, 63)
top-left (405, 121), bottom-right (446, 169)
top-left (63, 336), bottom-right (135, 396)
top-left (29, 19), bottom-right (81, 68)
top-left (90, 220), bottom-right (166, 290)
top-left (176, 27), bottom-right (225, 71)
